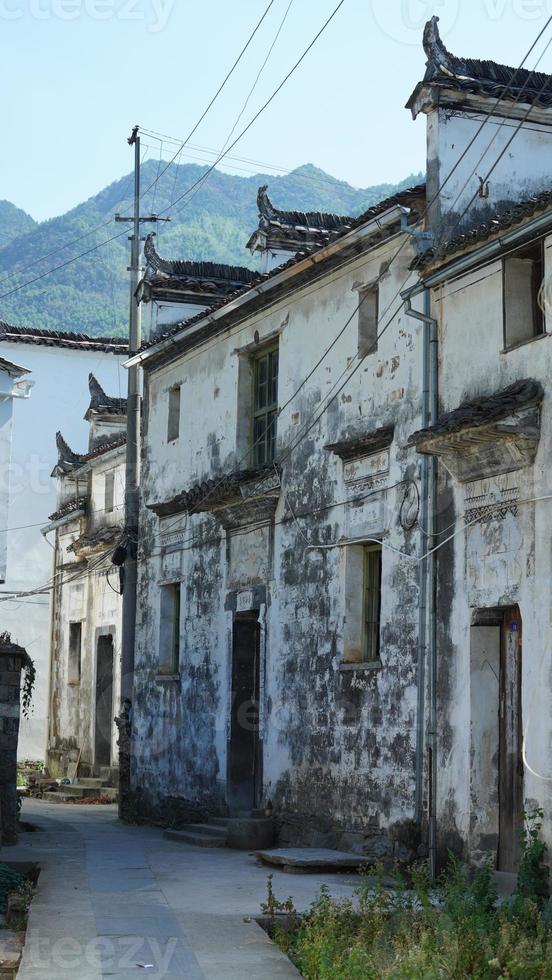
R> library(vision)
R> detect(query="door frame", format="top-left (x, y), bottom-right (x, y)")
top-left (227, 610), bottom-right (262, 813)
top-left (470, 605), bottom-right (523, 871)
top-left (93, 626), bottom-right (116, 768)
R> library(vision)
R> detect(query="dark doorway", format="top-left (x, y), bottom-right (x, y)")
top-left (229, 612), bottom-right (261, 813)
top-left (498, 606), bottom-right (523, 872)
top-left (95, 634), bottom-right (114, 768)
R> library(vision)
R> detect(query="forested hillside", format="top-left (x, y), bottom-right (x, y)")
top-left (0, 163), bottom-right (423, 336)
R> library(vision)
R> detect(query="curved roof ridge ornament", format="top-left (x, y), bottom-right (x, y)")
top-left (52, 431), bottom-right (85, 475)
top-left (143, 232), bottom-right (170, 275)
top-left (423, 15), bottom-right (457, 79)
top-left (88, 371), bottom-right (109, 407)
top-left (257, 185), bottom-right (277, 225)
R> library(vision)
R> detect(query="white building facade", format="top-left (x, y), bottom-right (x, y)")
top-left (0, 323), bottom-right (127, 760)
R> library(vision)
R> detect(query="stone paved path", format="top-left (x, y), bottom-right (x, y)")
top-left (8, 800), bottom-right (358, 979)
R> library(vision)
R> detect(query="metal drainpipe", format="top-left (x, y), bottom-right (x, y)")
top-left (403, 289), bottom-right (438, 878)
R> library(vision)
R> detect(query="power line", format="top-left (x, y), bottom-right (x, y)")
top-left (138, 0), bottom-right (278, 203)
top-left (156, 0), bottom-right (347, 218)
top-left (0, 2), bottom-right (342, 305)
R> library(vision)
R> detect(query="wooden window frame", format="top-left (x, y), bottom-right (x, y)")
top-left (104, 471), bottom-right (115, 514)
top-left (251, 345), bottom-right (278, 467)
top-left (68, 621), bottom-right (82, 686)
top-left (167, 385), bottom-right (181, 443)
top-left (159, 582), bottom-right (181, 675)
top-left (362, 544), bottom-right (382, 663)
top-left (358, 284), bottom-right (379, 357)
top-left (502, 240), bottom-right (545, 350)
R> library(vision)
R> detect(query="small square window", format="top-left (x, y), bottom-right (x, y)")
top-left (358, 286), bottom-right (379, 357)
top-left (104, 471), bottom-right (115, 514)
top-left (251, 347), bottom-right (278, 466)
top-left (68, 621), bottom-right (82, 685)
top-left (167, 385), bottom-right (181, 442)
top-left (159, 583), bottom-right (181, 675)
top-left (503, 242), bottom-right (544, 348)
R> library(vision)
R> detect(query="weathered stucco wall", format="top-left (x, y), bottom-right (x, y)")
top-left (47, 452), bottom-right (124, 776)
top-left (131, 232), bottom-right (427, 853)
top-left (430, 234), bottom-right (552, 862)
top-left (425, 106), bottom-right (552, 237)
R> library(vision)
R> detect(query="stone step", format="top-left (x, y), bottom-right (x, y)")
top-left (75, 778), bottom-right (107, 788)
top-left (163, 829), bottom-right (226, 848)
top-left (43, 792), bottom-right (78, 804)
top-left (99, 766), bottom-right (119, 784)
top-left (209, 817), bottom-right (230, 827)
top-left (185, 823), bottom-right (227, 839)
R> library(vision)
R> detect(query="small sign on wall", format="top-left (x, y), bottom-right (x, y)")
top-left (236, 590), bottom-right (254, 612)
top-left (343, 449), bottom-right (390, 486)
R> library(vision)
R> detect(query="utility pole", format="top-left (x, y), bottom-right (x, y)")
top-left (116, 127), bottom-right (170, 814)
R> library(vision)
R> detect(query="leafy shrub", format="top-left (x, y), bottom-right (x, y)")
top-left (269, 812), bottom-right (552, 979)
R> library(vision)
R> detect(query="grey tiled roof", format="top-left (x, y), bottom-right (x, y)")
top-left (254, 185), bottom-right (354, 239)
top-left (148, 463), bottom-right (279, 518)
top-left (414, 188), bottom-right (552, 270)
top-left (409, 379), bottom-right (543, 445)
top-left (52, 431), bottom-right (126, 477)
top-left (48, 496), bottom-right (87, 523)
top-left (144, 235), bottom-right (255, 292)
top-left (324, 425), bottom-right (395, 461)
top-left (406, 16), bottom-right (552, 110)
top-left (139, 184), bottom-right (426, 356)
top-left (0, 321), bottom-right (128, 353)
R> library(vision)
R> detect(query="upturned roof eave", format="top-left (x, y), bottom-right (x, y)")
top-left (126, 202), bottom-right (414, 370)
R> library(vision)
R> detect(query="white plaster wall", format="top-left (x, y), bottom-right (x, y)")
top-left (0, 370), bottom-right (16, 582)
top-left (0, 342), bottom-right (126, 761)
top-left (428, 108), bottom-right (552, 233)
top-left (431, 234), bottom-right (552, 855)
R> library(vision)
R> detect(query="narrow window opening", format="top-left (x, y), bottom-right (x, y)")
top-left (358, 286), bottom-right (379, 357)
top-left (159, 583), bottom-right (181, 675)
top-left (363, 544), bottom-right (382, 662)
top-left (167, 385), bottom-right (181, 442)
top-left (503, 242), bottom-right (544, 348)
top-left (251, 347), bottom-right (278, 466)
top-left (68, 622), bottom-right (82, 685)
top-left (104, 471), bottom-right (115, 514)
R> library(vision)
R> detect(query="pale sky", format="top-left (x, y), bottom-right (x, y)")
top-left (3, 0), bottom-right (552, 221)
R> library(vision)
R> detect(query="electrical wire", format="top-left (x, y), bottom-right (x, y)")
top-left (138, 0), bottom-right (278, 203)
top-left (155, 1), bottom-right (346, 218)
top-left (0, 2), bottom-right (343, 304)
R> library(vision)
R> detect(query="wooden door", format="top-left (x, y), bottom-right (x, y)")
top-left (95, 635), bottom-right (114, 768)
top-left (498, 606), bottom-right (523, 871)
top-left (229, 613), bottom-right (261, 813)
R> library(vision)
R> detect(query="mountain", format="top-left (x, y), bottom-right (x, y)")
top-left (0, 201), bottom-right (36, 250)
top-left (0, 163), bottom-right (424, 337)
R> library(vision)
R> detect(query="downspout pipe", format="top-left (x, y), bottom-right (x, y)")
top-left (403, 289), bottom-right (439, 879)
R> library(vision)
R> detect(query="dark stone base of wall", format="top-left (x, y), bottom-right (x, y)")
top-left (122, 787), bottom-right (227, 828)
top-left (276, 810), bottom-right (425, 866)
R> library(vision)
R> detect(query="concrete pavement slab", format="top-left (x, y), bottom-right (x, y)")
top-left (12, 799), bottom-right (356, 978)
